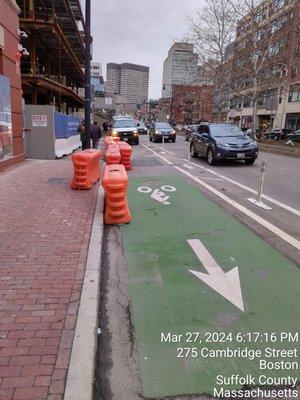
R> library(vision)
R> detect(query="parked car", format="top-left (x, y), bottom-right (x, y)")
top-left (150, 122), bottom-right (176, 143)
top-left (111, 118), bottom-right (139, 145)
top-left (185, 124), bottom-right (199, 141)
top-left (190, 123), bottom-right (258, 165)
top-left (137, 121), bottom-right (148, 135)
top-left (286, 130), bottom-right (300, 142)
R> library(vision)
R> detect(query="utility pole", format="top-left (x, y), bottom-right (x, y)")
top-left (84, 0), bottom-right (91, 149)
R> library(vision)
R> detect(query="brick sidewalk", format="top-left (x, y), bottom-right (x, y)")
top-left (0, 159), bottom-right (98, 400)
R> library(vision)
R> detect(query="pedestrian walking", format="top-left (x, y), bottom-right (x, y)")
top-left (77, 119), bottom-right (88, 150)
top-left (91, 121), bottom-right (102, 149)
top-left (102, 121), bottom-right (109, 135)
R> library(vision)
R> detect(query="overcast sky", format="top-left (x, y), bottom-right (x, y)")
top-left (88, 0), bottom-right (203, 99)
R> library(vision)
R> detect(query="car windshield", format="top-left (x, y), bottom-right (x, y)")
top-left (114, 119), bottom-right (137, 128)
top-left (156, 123), bottom-right (172, 129)
top-left (210, 124), bottom-right (244, 137)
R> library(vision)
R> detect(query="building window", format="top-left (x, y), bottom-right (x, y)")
top-left (255, 9), bottom-right (267, 24)
top-left (291, 66), bottom-right (297, 78)
top-left (270, 0), bottom-right (287, 14)
top-left (0, 48), bottom-right (3, 74)
top-left (243, 95), bottom-right (253, 108)
top-left (288, 84), bottom-right (300, 102)
top-left (258, 92), bottom-right (267, 106)
top-left (268, 40), bottom-right (284, 56)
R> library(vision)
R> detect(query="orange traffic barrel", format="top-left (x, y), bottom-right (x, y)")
top-left (106, 143), bottom-right (121, 165)
top-left (104, 136), bottom-right (114, 152)
top-left (102, 164), bottom-right (131, 225)
top-left (118, 141), bottom-right (132, 170)
top-left (71, 149), bottom-right (101, 190)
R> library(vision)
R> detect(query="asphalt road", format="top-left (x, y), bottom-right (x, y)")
top-left (139, 135), bottom-right (300, 263)
top-left (94, 136), bottom-right (300, 400)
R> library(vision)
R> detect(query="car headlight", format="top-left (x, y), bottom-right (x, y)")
top-left (171, 130), bottom-right (176, 134)
top-left (216, 141), bottom-right (230, 148)
top-left (155, 130), bottom-right (161, 134)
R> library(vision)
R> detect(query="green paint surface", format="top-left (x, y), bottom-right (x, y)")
top-left (123, 176), bottom-right (300, 398)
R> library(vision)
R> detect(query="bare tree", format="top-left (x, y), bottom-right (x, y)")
top-left (188, 0), bottom-right (300, 130)
top-left (228, 0), bottom-right (299, 131)
top-left (187, 0), bottom-right (238, 121)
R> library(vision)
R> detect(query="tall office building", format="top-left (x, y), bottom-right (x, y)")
top-left (106, 63), bottom-right (149, 113)
top-left (106, 63), bottom-right (121, 95)
top-left (91, 62), bottom-right (102, 77)
top-left (162, 43), bottom-right (198, 98)
top-left (91, 62), bottom-right (105, 97)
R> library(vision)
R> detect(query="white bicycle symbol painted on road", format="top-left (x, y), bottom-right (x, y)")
top-left (137, 185), bottom-right (176, 205)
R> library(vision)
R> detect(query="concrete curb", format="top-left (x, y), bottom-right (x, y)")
top-left (259, 144), bottom-right (300, 158)
top-left (64, 185), bottom-right (104, 400)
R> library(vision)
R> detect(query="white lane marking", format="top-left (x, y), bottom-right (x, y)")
top-left (137, 186), bottom-right (152, 193)
top-left (160, 185), bottom-right (176, 192)
top-left (143, 145), bottom-right (173, 165)
top-left (142, 145), bottom-right (300, 250)
top-left (151, 188), bottom-right (170, 205)
top-left (151, 144), bottom-right (175, 155)
top-left (188, 161), bottom-right (300, 217)
top-left (149, 140), bottom-right (294, 213)
top-left (201, 177), bottom-right (224, 181)
top-left (247, 197), bottom-right (272, 210)
top-left (137, 183), bottom-right (176, 205)
top-left (188, 239), bottom-right (244, 311)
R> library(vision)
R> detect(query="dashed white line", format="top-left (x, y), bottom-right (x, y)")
top-left (187, 161), bottom-right (300, 217)
top-left (142, 144), bottom-right (300, 251)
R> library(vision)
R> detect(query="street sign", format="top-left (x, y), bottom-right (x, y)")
top-left (32, 114), bottom-right (47, 127)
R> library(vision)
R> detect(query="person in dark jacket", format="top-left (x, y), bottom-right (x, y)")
top-left (91, 121), bottom-right (102, 149)
top-left (77, 119), bottom-right (87, 149)
top-left (102, 121), bottom-right (109, 135)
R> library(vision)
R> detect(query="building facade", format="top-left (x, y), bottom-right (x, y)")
top-left (106, 62), bottom-right (149, 114)
top-left (91, 62), bottom-right (105, 98)
top-left (17, 0), bottom-right (85, 114)
top-left (0, 0), bottom-right (24, 170)
top-left (162, 42), bottom-right (198, 98)
top-left (171, 85), bottom-right (213, 124)
top-left (228, 0), bottom-right (300, 131)
top-left (106, 63), bottom-right (121, 95)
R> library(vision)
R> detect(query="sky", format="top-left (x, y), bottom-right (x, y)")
top-left (87, 0), bottom-right (203, 99)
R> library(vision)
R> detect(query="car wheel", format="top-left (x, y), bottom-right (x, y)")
top-left (149, 136), bottom-right (153, 141)
top-left (190, 143), bottom-right (198, 158)
top-left (172, 138), bottom-right (176, 143)
top-left (207, 148), bottom-right (216, 165)
top-left (245, 158), bottom-right (255, 165)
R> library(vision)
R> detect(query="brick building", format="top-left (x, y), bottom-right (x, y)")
top-left (0, 0), bottom-right (24, 170)
top-left (229, 0), bottom-right (300, 131)
top-left (171, 85), bottom-right (213, 125)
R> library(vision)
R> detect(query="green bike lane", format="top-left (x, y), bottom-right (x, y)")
top-left (122, 175), bottom-right (299, 399)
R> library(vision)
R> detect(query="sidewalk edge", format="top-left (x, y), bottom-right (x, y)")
top-left (64, 185), bottom-right (104, 400)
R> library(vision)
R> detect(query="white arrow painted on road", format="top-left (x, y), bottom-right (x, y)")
top-left (188, 239), bottom-right (244, 312)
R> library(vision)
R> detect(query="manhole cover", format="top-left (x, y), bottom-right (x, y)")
top-left (47, 178), bottom-right (67, 185)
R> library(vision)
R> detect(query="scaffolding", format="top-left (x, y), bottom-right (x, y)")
top-left (17, 0), bottom-right (85, 112)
